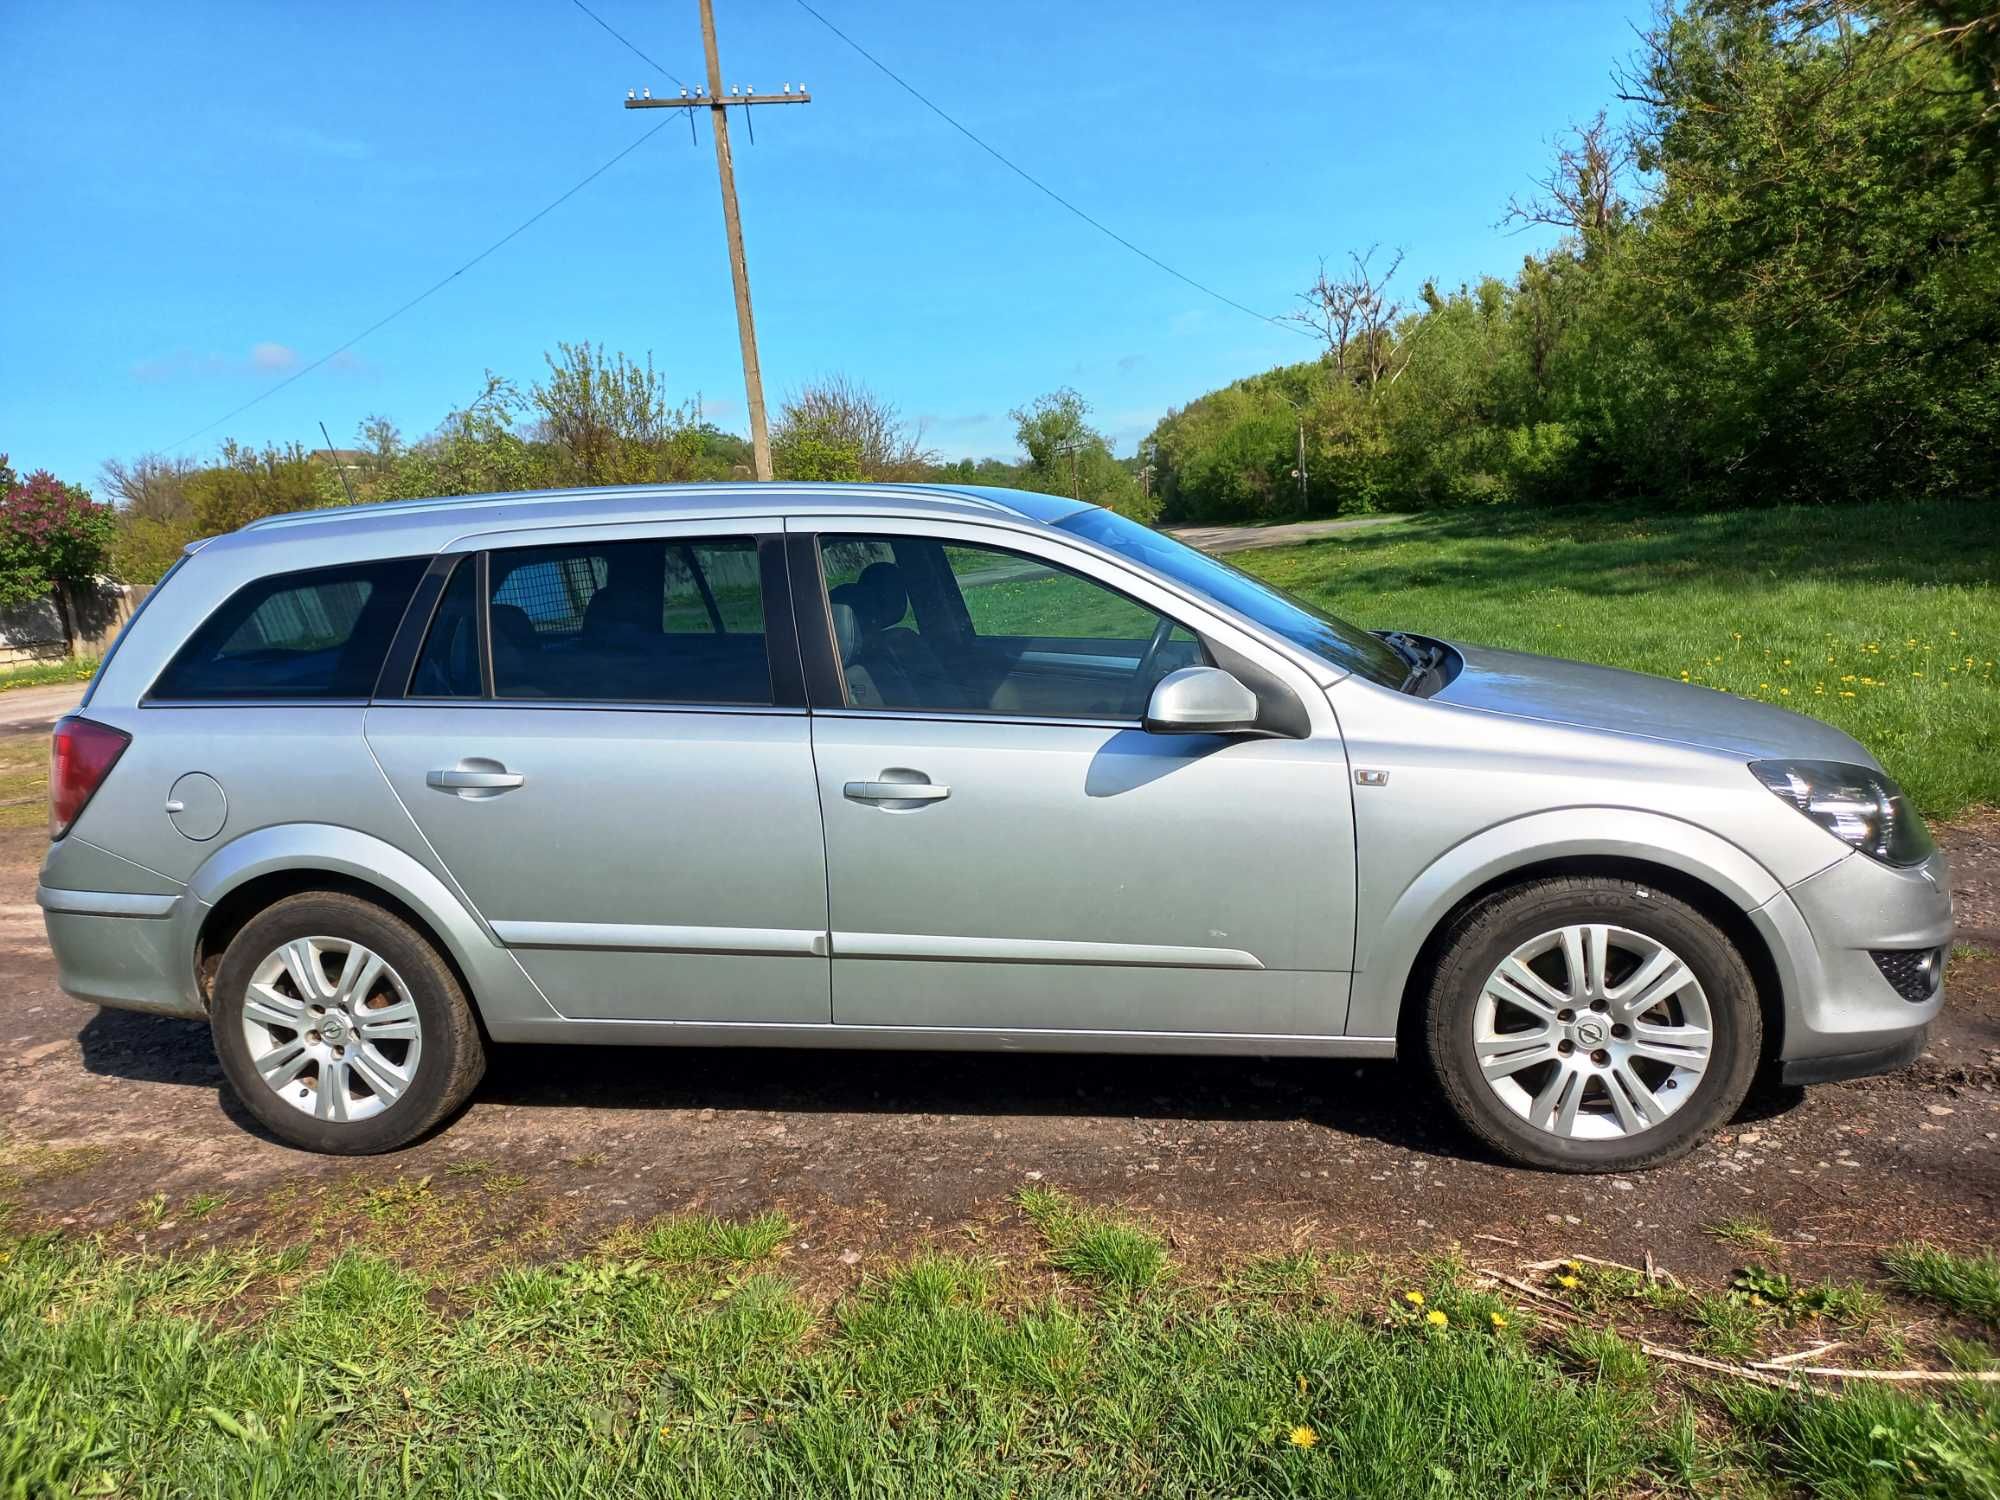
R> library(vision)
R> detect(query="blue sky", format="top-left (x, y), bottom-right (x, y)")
top-left (2, 2), bottom-right (1645, 488)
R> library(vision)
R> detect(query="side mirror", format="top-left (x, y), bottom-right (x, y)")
top-left (1144, 665), bottom-right (1262, 735)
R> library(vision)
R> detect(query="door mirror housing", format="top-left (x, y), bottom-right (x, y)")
top-left (1144, 665), bottom-right (1263, 735)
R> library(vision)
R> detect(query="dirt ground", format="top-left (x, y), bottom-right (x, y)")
top-left (2, 805), bottom-right (1994, 1288)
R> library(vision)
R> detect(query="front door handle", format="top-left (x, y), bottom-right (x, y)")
top-left (844, 775), bottom-right (949, 805)
top-left (427, 763), bottom-right (525, 798)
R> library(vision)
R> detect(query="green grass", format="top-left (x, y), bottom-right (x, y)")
top-left (1708, 1215), bottom-right (1785, 1257)
top-left (1884, 1243), bottom-right (2000, 1328)
top-left (1232, 500), bottom-right (2000, 818)
top-left (5, 1227), bottom-right (1997, 1498)
top-left (638, 1210), bottom-right (793, 1267)
top-left (0, 732), bottom-right (47, 832)
top-left (0, 654), bottom-right (96, 693)
top-left (1017, 1185), bottom-right (1170, 1294)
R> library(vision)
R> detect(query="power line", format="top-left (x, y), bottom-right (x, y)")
top-left (568, 0), bottom-right (688, 90)
top-left (160, 119), bottom-right (675, 455)
top-left (789, 0), bottom-right (1311, 339)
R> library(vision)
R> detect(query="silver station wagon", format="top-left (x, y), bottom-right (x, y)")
top-left (40, 484), bottom-right (1951, 1170)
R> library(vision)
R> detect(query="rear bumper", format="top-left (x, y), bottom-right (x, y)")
top-left (37, 886), bottom-right (205, 1020)
top-left (1750, 848), bottom-right (1951, 1065)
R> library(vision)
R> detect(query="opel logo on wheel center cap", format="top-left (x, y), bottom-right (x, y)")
top-left (1574, 1018), bottom-right (1606, 1047)
top-left (320, 1016), bottom-right (349, 1044)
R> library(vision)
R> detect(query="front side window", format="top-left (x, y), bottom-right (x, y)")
top-left (487, 536), bottom-right (771, 704)
top-left (151, 557), bottom-right (425, 701)
top-left (819, 534), bottom-right (1202, 718)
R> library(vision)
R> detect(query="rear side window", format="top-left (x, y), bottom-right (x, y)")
top-left (150, 558), bottom-right (425, 701)
top-left (488, 536), bottom-right (771, 703)
top-left (409, 559), bottom-right (482, 697)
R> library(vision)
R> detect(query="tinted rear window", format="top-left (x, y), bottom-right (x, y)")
top-left (487, 536), bottom-right (771, 703)
top-left (151, 558), bottom-right (425, 701)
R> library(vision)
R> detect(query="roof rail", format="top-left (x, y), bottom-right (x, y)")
top-left (235, 481), bottom-right (1020, 533)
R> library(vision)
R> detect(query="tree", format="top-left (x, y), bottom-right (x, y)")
top-left (1287, 247), bottom-right (1408, 387)
top-left (773, 375), bottom-right (933, 481)
top-left (367, 374), bottom-right (549, 501)
top-left (1503, 111), bottom-right (1635, 257)
top-left (0, 460), bottom-right (116, 653)
top-left (1009, 389), bottom-right (1154, 521)
top-left (531, 341), bottom-right (701, 487)
top-left (182, 440), bottom-right (327, 533)
top-left (1604, 0), bottom-right (2000, 503)
top-left (99, 454), bottom-right (196, 524)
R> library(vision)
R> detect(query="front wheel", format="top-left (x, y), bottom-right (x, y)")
top-left (210, 892), bottom-right (485, 1154)
top-left (1424, 876), bottom-right (1760, 1173)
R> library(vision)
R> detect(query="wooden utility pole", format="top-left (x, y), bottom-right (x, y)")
top-left (624, 4), bottom-right (810, 482)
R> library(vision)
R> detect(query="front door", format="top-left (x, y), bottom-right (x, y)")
top-left (801, 522), bottom-right (1356, 1037)
top-left (365, 521), bottom-right (829, 1023)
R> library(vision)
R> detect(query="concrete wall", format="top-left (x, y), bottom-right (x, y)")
top-left (0, 581), bottom-right (153, 666)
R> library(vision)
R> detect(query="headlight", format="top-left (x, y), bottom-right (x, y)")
top-left (1750, 760), bottom-right (1935, 866)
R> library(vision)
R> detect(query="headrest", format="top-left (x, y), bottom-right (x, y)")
top-left (851, 562), bottom-right (909, 633)
top-left (582, 587), bottom-right (650, 638)
top-left (489, 603), bottom-right (538, 653)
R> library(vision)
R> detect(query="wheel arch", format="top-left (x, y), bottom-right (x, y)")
top-left (175, 823), bottom-right (556, 1028)
top-left (1350, 810), bottom-right (1791, 1064)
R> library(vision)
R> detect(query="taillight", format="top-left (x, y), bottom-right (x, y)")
top-left (50, 716), bottom-right (130, 840)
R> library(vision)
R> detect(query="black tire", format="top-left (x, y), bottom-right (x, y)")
top-left (1423, 876), bottom-right (1760, 1173)
top-left (210, 892), bottom-right (485, 1155)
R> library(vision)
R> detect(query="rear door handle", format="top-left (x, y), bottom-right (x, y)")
top-left (428, 767), bottom-right (525, 796)
top-left (844, 779), bottom-right (949, 803)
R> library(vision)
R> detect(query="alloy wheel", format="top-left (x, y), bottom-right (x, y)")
top-left (1472, 923), bottom-right (1712, 1141)
top-left (239, 936), bottom-right (423, 1123)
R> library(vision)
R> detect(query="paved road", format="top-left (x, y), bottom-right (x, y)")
top-left (1167, 513), bottom-right (1408, 555)
top-left (0, 683), bottom-right (86, 735)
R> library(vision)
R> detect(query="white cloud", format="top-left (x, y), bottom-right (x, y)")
top-left (131, 342), bottom-right (367, 383)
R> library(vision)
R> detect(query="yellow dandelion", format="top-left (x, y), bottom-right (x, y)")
top-left (1782, 658), bottom-right (1791, 666)
top-left (1426, 1309), bottom-right (1449, 1328)
top-left (1403, 1289), bottom-right (1425, 1306)
top-left (1779, 688), bottom-right (1790, 696)
top-left (1290, 1425), bottom-right (1319, 1449)
top-left (1490, 1312), bottom-right (1508, 1329)
top-left (1556, 1273), bottom-right (1582, 1290)
top-left (1840, 691), bottom-right (1855, 698)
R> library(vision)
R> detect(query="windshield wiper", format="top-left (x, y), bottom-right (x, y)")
top-left (1382, 631), bottom-right (1445, 695)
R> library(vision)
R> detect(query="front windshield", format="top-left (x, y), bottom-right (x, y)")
top-left (1056, 508), bottom-right (1408, 687)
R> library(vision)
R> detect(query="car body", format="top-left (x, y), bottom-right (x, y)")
top-left (39, 483), bottom-right (1952, 1168)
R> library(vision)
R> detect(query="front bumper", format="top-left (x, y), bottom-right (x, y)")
top-left (1779, 1027), bottom-right (1928, 1086)
top-left (37, 886), bottom-right (206, 1020)
top-left (1749, 847), bottom-right (1952, 1067)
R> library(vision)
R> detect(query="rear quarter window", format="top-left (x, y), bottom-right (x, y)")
top-left (149, 558), bottom-right (426, 701)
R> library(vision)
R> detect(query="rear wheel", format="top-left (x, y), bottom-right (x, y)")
top-left (1424, 876), bottom-right (1759, 1173)
top-left (210, 892), bottom-right (484, 1154)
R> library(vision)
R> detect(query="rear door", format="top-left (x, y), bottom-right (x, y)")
top-left (365, 518), bottom-right (830, 1023)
